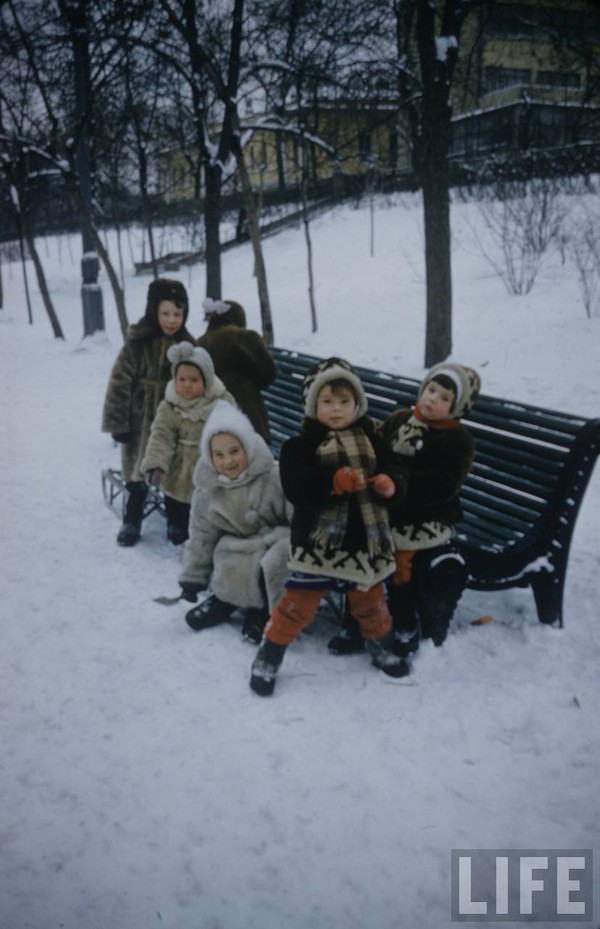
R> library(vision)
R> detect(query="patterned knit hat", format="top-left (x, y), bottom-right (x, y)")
top-left (302, 357), bottom-right (368, 419)
top-left (420, 362), bottom-right (481, 419)
top-left (202, 297), bottom-right (247, 330)
top-left (145, 278), bottom-right (189, 324)
top-left (167, 341), bottom-right (215, 390)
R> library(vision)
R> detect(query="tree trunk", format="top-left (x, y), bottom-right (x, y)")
top-left (204, 161), bottom-right (222, 298)
top-left (415, 0), bottom-right (454, 367)
top-left (231, 139), bottom-right (275, 345)
top-left (22, 212), bottom-right (65, 339)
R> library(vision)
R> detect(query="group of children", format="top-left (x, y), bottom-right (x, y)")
top-left (102, 278), bottom-right (481, 697)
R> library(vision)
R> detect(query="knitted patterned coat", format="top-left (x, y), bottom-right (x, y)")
top-left (280, 416), bottom-right (407, 590)
top-left (101, 319), bottom-right (194, 482)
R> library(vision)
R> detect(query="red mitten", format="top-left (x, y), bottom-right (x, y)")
top-left (146, 468), bottom-right (165, 486)
top-left (369, 473), bottom-right (395, 499)
top-left (333, 466), bottom-right (366, 495)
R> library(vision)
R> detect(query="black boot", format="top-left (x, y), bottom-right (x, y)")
top-left (185, 595), bottom-right (236, 632)
top-left (387, 583), bottom-right (420, 658)
top-left (164, 495), bottom-right (190, 546)
top-left (250, 638), bottom-right (287, 696)
top-left (365, 632), bottom-right (411, 678)
top-left (117, 481), bottom-right (148, 546)
top-left (415, 548), bottom-right (468, 647)
top-left (327, 601), bottom-right (364, 654)
top-left (241, 607), bottom-right (269, 645)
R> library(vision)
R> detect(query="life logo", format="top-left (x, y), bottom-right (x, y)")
top-left (451, 849), bottom-right (594, 922)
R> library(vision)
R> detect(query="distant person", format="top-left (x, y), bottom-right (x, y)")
top-left (328, 362), bottom-right (481, 659)
top-left (249, 357), bottom-right (410, 697)
top-left (102, 278), bottom-right (195, 547)
top-left (140, 344), bottom-right (235, 545)
top-left (179, 401), bottom-right (291, 644)
top-left (197, 298), bottom-right (276, 443)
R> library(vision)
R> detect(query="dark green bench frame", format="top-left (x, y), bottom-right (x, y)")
top-left (264, 347), bottom-right (600, 628)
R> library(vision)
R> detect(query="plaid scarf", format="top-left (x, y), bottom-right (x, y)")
top-left (310, 426), bottom-right (393, 559)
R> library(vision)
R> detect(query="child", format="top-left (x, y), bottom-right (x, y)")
top-left (102, 278), bottom-right (195, 547)
top-left (249, 356), bottom-right (410, 697)
top-left (197, 297), bottom-right (277, 442)
top-left (328, 362), bottom-right (481, 658)
top-left (140, 344), bottom-right (236, 545)
top-left (178, 401), bottom-right (291, 643)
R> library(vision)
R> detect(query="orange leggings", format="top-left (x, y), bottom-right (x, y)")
top-left (391, 550), bottom-right (416, 586)
top-left (265, 584), bottom-right (392, 646)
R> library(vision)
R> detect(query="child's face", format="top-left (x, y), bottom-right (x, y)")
top-left (316, 384), bottom-right (357, 430)
top-left (157, 300), bottom-right (185, 336)
top-left (210, 432), bottom-right (249, 480)
top-left (420, 380), bottom-right (455, 421)
top-left (175, 364), bottom-right (204, 400)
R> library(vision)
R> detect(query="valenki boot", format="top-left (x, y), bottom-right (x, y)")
top-left (365, 632), bottom-right (411, 678)
top-left (185, 595), bottom-right (236, 632)
top-left (250, 638), bottom-right (287, 696)
top-left (117, 481), bottom-right (148, 546)
top-left (387, 583), bottom-right (421, 658)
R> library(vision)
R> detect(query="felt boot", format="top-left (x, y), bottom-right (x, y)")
top-left (365, 632), bottom-right (411, 678)
top-left (387, 583), bottom-right (421, 658)
top-left (250, 638), bottom-right (287, 696)
top-left (327, 601), bottom-right (364, 654)
top-left (185, 595), bottom-right (236, 632)
top-left (117, 482), bottom-right (148, 546)
top-left (241, 607), bottom-right (269, 645)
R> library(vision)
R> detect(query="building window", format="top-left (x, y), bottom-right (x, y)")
top-left (388, 131), bottom-right (398, 168)
top-left (483, 66), bottom-right (531, 93)
top-left (358, 131), bottom-right (371, 158)
top-left (535, 70), bottom-right (580, 89)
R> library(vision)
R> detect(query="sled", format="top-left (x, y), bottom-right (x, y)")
top-left (101, 468), bottom-right (166, 521)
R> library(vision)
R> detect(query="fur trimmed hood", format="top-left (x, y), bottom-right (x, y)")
top-left (194, 401), bottom-right (274, 487)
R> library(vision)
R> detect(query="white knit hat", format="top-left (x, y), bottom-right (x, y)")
top-left (167, 341), bottom-right (215, 389)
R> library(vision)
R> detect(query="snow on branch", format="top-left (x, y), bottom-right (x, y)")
top-left (435, 35), bottom-right (458, 62)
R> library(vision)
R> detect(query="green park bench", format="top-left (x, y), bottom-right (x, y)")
top-left (103, 345), bottom-right (600, 628)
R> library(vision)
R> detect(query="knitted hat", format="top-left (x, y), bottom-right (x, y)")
top-left (202, 297), bottom-right (247, 330)
top-left (420, 362), bottom-right (481, 419)
top-left (167, 341), bottom-right (215, 390)
top-left (145, 278), bottom-right (189, 324)
top-left (302, 357), bottom-right (368, 420)
top-left (200, 400), bottom-right (258, 464)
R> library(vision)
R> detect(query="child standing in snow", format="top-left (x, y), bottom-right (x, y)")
top-left (102, 278), bottom-right (195, 547)
top-left (328, 362), bottom-right (481, 659)
top-left (179, 401), bottom-right (291, 644)
top-left (140, 344), bottom-right (236, 545)
top-left (249, 356), bottom-right (410, 697)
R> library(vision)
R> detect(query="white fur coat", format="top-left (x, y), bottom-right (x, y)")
top-left (179, 403), bottom-right (291, 610)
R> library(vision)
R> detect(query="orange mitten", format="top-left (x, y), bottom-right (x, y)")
top-left (333, 466), bottom-right (365, 495)
top-left (368, 473), bottom-right (395, 499)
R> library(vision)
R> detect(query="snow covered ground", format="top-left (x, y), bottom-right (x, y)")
top-left (1, 190), bottom-right (598, 929)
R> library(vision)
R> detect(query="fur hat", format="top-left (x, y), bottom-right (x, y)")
top-left (145, 278), bottom-right (189, 325)
top-left (420, 362), bottom-right (481, 419)
top-left (302, 356), bottom-right (368, 420)
top-left (200, 400), bottom-right (258, 464)
top-left (167, 341), bottom-right (215, 389)
top-left (202, 297), bottom-right (247, 330)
